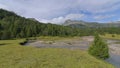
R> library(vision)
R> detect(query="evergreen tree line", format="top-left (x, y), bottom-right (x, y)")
top-left (0, 9), bottom-right (120, 40)
top-left (0, 9), bottom-right (84, 40)
top-left (91, 27), bottom-right (120, 35)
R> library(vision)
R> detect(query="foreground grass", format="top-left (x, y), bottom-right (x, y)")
top-left (0, 39), bottom-right (114, 68)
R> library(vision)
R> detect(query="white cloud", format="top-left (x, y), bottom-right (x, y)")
top-left (0, 4), bottom-right (8, 9)
top-left (39, 13), bottom-right (85, 24)
top-left (50, 17), bottom-right (65, 24)
top-left (65, 14), bottom-right (85, 20)
top-left (1, 0), bottom-right (120, 15)
top-left (0, 0), bottom-right (120, 23)
top-left (76, 0), bottom-right (120, 13)
top-left (94, 15), bottom-right (115, 20)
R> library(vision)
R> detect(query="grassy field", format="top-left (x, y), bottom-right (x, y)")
top-left (0, 38), bottom-right (114, 68)
top-left (36, 36), bottom-right (81, 41)
top-left (101, 34), bottom-right (120, 40)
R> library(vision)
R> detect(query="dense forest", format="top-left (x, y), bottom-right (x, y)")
top-left (0, 9), bottom-right (83, 40)
top-left (0, 9), bottom-right (120, 40)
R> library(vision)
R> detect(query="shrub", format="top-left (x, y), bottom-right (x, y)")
top-left (19, 39), bottom-right (28, 45)
top-left (112, 34), bottom-right (115, 37)
top-left (88, 33), bottom-right (109, 59)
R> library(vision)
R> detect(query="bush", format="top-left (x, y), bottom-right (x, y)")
top-left (88, 33), bottom-right (109, 59)
top-left (19, 39), bottom-right (28, 45)
top-left (112, 34), bottom-right (115, 37)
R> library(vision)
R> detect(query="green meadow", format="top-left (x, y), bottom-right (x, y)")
top-left (101, 34), bottom-right (120, 40)
top-left (0, 38), bottom-right (114, 68)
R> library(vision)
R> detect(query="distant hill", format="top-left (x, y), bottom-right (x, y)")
top-left (63, 20), bottom-right (120, 28)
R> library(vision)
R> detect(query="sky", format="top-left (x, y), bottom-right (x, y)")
top-left (0, 0), bottom-right (120, 24)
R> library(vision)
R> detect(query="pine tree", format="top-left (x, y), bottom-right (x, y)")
top-left (88, 33), bottom-right (109, 59)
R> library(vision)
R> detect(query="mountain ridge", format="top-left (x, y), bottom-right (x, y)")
top-left (63, 19), bottom-right (120, 28)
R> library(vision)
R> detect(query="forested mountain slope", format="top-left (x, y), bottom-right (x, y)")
top-left (0, 9), bottom-right (120, 40)
top-left (0, 9), bottom-right (81, 40)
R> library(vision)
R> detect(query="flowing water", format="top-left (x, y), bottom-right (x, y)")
top-left (106, 40), bottom-right (120, 68)
top-left (106, 53), bottom-right (120, 68)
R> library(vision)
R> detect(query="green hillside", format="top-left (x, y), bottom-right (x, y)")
top-left (0, 9), bottom-right (82, 40)
top-left (0, 9), bottom-right (120, 40)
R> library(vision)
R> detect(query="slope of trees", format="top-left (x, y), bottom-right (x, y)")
top-left (0, 9), bottom-right (83, 40)
top-left (0, 9), bottom-right (120, 40)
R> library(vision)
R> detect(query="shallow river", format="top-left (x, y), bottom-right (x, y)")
top-left (106, 40), bottom-right (120, 68)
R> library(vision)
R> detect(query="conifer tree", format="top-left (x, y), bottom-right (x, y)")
top-left (88, 33), bottom-right (109, 59)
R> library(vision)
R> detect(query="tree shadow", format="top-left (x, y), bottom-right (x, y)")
top-left (0, 43), bottom-right (11, 46)
top-left (0, 43), bottom-right (6, 46)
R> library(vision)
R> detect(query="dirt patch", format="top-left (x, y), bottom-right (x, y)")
top-left (25, 36), bottom-right (93, 50)
top-left (25, 39), bottom-right (91, 50)
top-left (81, 36), bottom-right (94, 42)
